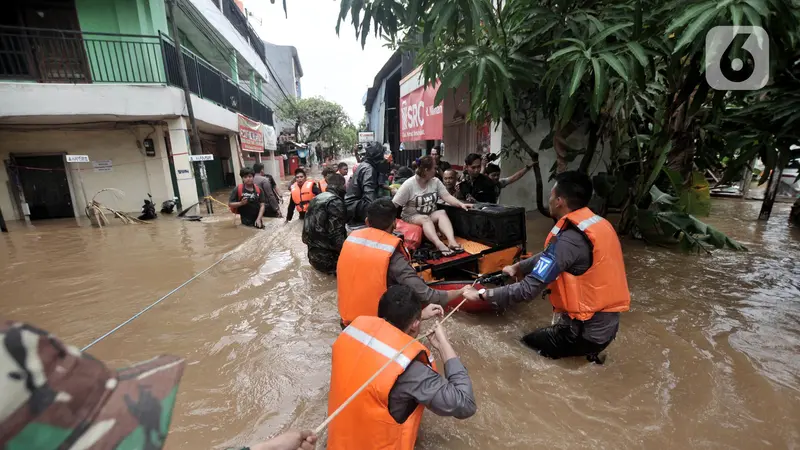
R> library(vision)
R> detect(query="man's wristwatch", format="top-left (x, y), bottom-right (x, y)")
top-left (477, 288), bottom-right (487, 300)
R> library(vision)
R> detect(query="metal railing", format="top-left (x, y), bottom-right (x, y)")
top-left (0, 26), bottom-right (165, 83)
top-left (161, 35), bottom-right (273, 125)
top-left (0, 25), bottom-right (273, 126)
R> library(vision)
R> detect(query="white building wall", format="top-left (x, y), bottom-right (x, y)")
top-left (498, 120), bottom-right (610, 211)
top-left (0, 126), bottom-right (175, 220)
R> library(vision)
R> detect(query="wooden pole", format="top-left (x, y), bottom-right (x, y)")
top-left (758, 166), bottom-right (783, 221)
top-left (166, 0), bottom-right (212, 214)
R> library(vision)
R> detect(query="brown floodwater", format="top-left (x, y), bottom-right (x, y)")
top-left (1, 196), bottom-right (798, 449)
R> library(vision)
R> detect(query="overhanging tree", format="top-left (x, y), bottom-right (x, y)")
top-left (334, 0), bottom-right (799, 247)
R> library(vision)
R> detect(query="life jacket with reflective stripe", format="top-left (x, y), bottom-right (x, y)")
top-left (290, 180), bottom-right (316, 212)
top-left (319, 178), bottom-right (328, 193)
top-left (337, 228), bottom-right (403, 325)
top-left (544, 207), bottom-right (630, 321)
top-left (327, 316), bottom-right (437, 450)
top-left (229, 184), bottom-right (261, 214)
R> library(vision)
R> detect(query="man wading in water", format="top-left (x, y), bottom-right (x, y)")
top-left (463, 171), bottom-right (631, 363)
top-left (229, 167), bottom-right (267, 228)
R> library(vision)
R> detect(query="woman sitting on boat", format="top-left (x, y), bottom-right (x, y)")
top-left (392, 156), bottom-right (472, 256)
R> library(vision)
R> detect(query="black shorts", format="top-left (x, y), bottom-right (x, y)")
top-left (522, 323), bottom-right (612, 364)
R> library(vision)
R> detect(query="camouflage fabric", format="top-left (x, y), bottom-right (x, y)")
top-left (0, 320), bottom-right (185, 450)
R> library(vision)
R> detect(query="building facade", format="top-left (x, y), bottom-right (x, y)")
top-left (0, 0), bottom-right (278, 222)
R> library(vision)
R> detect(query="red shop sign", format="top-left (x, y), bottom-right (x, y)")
top-left (400, 81), bottom-right (443, 142)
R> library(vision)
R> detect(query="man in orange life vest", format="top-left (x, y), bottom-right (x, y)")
top-left (337, 198), bottom-right (467, 328)
top-left (327, 285), bottom-right (477, 450)
top-left (463, 171), bottom-right (630, 363)
top-left (286, 168), bottom-right (321, 222)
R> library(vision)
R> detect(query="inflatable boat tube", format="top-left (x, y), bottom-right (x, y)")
top-left (428, 281), bottom-right (495, 314)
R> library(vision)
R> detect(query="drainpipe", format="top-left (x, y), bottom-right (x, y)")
top-left (166, 0), bottom-right (212, 214)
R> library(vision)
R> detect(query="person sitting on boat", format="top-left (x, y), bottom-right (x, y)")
top-left (286, 168), bottom-right (321, 222)
top-left (392, 156), bottom-right (472, 257)
top-left (462, 171), bottom-right (631, 364)
top-left (336, 198), bottom-right (466, 328)
top-left (345, 142), bottom-right (390, 230)
top-left (326, 285), bottom-right (477, 450)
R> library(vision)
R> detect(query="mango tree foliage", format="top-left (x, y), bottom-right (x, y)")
top-left (276, 96), bottom-right (352, 145)
top-left (336, 0), bottom-right (800, 235)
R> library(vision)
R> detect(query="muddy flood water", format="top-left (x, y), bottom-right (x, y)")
top-left (1, 196), bottom-right (799, 449)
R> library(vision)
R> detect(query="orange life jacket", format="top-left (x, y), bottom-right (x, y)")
top-left (290, 180), bottom-right (316, 212)
top-left (544, 207), bottom-right (631, 321)
top-left (229, 184), bottom-right (261, 214)
top-left (327, 316), bottom-right (437, 450)
top-left (319, 178), bottom-right (328, 193)
top-left (337, 227), bottom-right (403, 325)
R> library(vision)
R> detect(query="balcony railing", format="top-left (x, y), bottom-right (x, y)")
top-left (0, 25), bottom-right (273, 126)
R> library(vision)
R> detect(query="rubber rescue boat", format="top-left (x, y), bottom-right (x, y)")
top-left (396, 203), bottom-right (529, 314)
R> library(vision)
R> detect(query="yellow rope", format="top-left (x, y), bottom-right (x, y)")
top-left (203, 196), bottom-right (233, 211)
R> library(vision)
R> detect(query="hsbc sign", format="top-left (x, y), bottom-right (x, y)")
top-left (399, 81), bottom-right (443, 142)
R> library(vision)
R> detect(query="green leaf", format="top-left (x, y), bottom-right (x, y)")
top-left (667, 2), bottom-right (715, 32)
top-left (486, 53), bottom-right (512, 79)
top-left (591, 58), bottom-right (608, 117)
top-left (730, 3), bottom-right (743, 26)
top-left (674, 8), bottom-right (720, 52)
top-left (569, 58), bottom-right (588, 97)
top-left (547, 45), bottom-right (581, 61)
top-left (599, 53), bottom-right (629, 81)
top-left (688, 82), bottom-right (710, 117)
top-left (588, 23), bottom-right (633, 48)
top-left (627, 42), bottom-right (649, 68)
top-left (743, 0), bottom-right (769, 16)
top-left (742, 4), bottom-right (763, 28)
top-left (640, 142), bottom-right (672, 201)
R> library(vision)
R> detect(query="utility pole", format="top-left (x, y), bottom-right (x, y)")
top-left (166, 0), bottom-right (212, 214)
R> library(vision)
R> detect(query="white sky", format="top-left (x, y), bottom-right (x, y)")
top-left (243, 0), bottom-right (395, 123)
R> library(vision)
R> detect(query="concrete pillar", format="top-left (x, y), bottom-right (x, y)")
top-left (153, 125), bottom-right (175, 201)
top-left (229, 53), bottom-right (239, 83)
top-left (228, 132), bottom-right (243, 185)
top-left (167, 118), bottom-right (200, 207)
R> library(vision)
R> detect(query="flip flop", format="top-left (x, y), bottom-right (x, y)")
top-left (449, 244), bottom-right (464, 252)
top-left (438, 249), bottom-right (456, 257)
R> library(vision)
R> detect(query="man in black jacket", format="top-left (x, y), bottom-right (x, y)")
top-left (344, 141), bottom-right (389, 227)
top-left (303, 173), bottom-right (348, 274)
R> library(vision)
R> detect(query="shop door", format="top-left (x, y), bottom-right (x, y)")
top-left (14, 155), bottom-right (74, 220)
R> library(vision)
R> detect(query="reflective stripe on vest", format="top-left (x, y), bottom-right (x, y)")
top-left (345, 235), bottom-right (397, 254)
top-left (576, 214), bottom-right (603, 231)
top-left (336, 228), bottom-right (402, 324)
top-left (342, 325), bottom-right (412, 369)
top-left (327, 316), bottom-right (434, 450)
top-left (544, 207), bottom-right (631, 321)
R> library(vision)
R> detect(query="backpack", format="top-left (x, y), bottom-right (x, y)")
top-left (229, 184), bottom-right (262, 214)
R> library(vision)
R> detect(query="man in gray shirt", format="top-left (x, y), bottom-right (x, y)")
top-left (327, 284), bottom-right (476, 449)
top-left (372, 198), bottom-right (462, 307)
top-left (463, 171), bottom-right (629, 363)
top-left (253, 163), bottom-right (282, 218)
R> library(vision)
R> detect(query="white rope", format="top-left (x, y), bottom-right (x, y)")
top-left (81, 252), bottom-right (233, 351)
